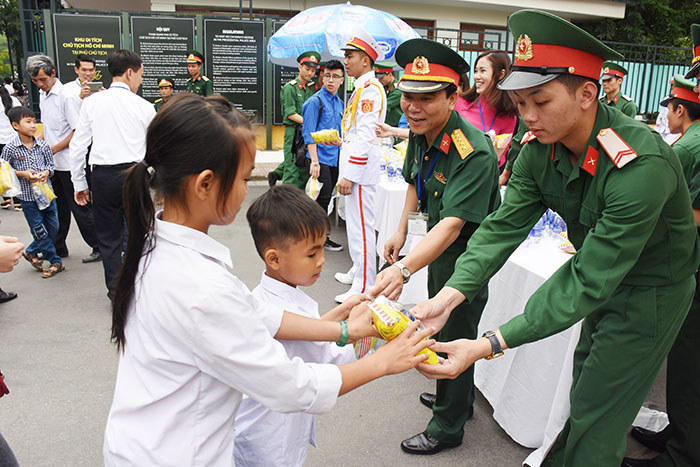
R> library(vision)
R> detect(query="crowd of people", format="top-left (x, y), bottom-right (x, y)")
top-left (0, 6), bottom-right (699, 467)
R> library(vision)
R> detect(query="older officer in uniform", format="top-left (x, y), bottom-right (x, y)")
top-left (370, 39), bottom-right (500, 455)
top-left (185, 51), bottom-right (213, 97)
top-left (333, 30), bottom-right (386, 302)
top-left (267, 51), bottom-right (320, 188)
top-left (375, 61), bottom-right (402, 127)
top-left (153, 76), bottom-right (174, 112)
top-left (410, 10), bottom-right (700, 467)
top-left (600, 61), bottom-right (637, 118)
top-left (624, 36), bottom-right (700, 467)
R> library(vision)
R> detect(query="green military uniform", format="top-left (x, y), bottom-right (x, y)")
top-left (443, 10), bottom-right (700, 466)
top-left (504, 116), bottom-right (528, 172)
top-left (394, 40), bottom-right (500, 448)
top-left (185, 51), bottom-right (213, 97)
top-left (375, 62), bottom-right (402, 127)
top-left (600, 61), bottom-right (637, 118)
top-left (274, 51), bottom-right (321, 189)
top-left (154, 76), bottom-right (174, 112)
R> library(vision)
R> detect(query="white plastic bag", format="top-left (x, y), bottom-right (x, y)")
top-left (0, 161), bottom-right (20, 198)
top-left (305, 177), bottom-right (323, 201)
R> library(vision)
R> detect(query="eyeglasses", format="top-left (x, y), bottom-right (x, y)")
top-left (323, 73), bottom-right (344, 81)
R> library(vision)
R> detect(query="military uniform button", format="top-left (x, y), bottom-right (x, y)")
top-left (424, 156), bottom-right (429, 161)
top-left (434, 191), bottom-right (439, 196)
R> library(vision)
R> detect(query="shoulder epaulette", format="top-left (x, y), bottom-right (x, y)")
top-left (451, 128), bottom-right (474, 160)
top-left (596, 128), bottom-right (637, 168)
top-left (521, 131), bottom-right (537, 144)
top-left (621, 94), bottom-right (632, 101)
top-left (599, 96), bottom-right (605, 102)
top-left (202, 76), bottom-right (210, 82)
top-left (287, 79), bottom-right (297, 85)
top-left (154, 98), bottom-right (162, 103)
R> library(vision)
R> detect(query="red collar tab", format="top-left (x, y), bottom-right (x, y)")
top-left (513, 42), bottom-right (603, 81)
top-left (582, 146), bottom-right (598, 176)
top-left (440, 133), bottom-right (452, 153)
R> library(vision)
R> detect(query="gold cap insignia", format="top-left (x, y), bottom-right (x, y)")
top-left (514, 34), bottom-right (533, 61)
top-left (309, 56), bottom-right (318, 62)
top-left (603, 67), bottom-right (610, 73)
top-left (158, 79), bottom-right (171, 87)
top-left (412, 56), bottom-right (430, 75)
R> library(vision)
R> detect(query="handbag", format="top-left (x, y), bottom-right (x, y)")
top-left (294, 96), bottom-right (324, 168)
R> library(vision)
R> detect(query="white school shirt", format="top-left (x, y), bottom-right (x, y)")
top-left (103, 216), bottom-right (342, 467)
top-left (234, 273), bottom-right (355, 467)
top-left (69, 81), bottom-right (155, 192)
top-left (0, 96), bottom-right (20, 145)
top-left (39, 79), bottom-right (80, 171)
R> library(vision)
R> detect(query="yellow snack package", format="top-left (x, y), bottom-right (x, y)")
top-left (367, 301), bottom-right (438, 365)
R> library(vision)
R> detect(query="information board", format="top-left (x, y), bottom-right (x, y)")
top-left (131, 16), bottom-right (195, 102)
top-left (204, 19), bottom-right (265, 123)
top-left (53, 14), bottom-right (122, 87)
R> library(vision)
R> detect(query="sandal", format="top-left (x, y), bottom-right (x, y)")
top-left (41, 263), bottom-right (65, 279)
top-left (13, 204), bottom-right (21, 212)
top-left (0, 200), bottom-right (10, 210)
top-left (22, 251), bottom-right (44, 271)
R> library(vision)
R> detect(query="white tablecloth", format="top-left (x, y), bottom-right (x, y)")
top-left (475, 237), bottom-right (578, 466)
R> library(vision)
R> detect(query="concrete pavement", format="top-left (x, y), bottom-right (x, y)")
top-left (0, 184), bottom-right (664, 466)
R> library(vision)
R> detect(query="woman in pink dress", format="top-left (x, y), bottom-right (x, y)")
top-left (455, 50), bottom-right (518, 169)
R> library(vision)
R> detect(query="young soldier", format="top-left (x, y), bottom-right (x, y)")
top-left (154, 77), bottom-right (174, 112)
top-left (600, 61), bottom-right (637, 118)
top-left (410, 10), bottom-right (700, 467)
top-left (333, 30), bottom-right (386, 302)
top-left (623, 38), bottom-right (700, 467)
top-left (370, 38), bottom-right (500, 455)
top-left (375, 61), bottom-right (402, 127)
top-left (185, 51), bottom-right (213, 97)
top-left (268, 51), bottom-right (320, 188)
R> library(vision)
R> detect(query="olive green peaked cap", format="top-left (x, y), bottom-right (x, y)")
top-left (395, 38), bottom-right (470, 93)
top-left (684, 24), bottom-right (700, 79)
top-left (661, 74), bottom-right (700, 106)
top-left (601, 61), bottom-right (628, 80)
top-left (499, 9), bottom-right (623, 90)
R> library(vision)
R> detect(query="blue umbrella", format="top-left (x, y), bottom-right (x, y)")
top-left (268, 2), bottom-right (420, 67)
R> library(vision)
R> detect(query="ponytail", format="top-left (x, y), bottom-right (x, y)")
top-left (111, 161), bottom-right (155, 351)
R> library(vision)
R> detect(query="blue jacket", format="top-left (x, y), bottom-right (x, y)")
top-left (302, 87), bottom-right (343, 167)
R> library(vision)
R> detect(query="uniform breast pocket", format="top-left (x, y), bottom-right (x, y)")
top-left (579, 203), bottom-right (601, 230)
top-left (425, 176), bottom-right (446, 220)
top-left (540, 191), bottom-right (564, 213)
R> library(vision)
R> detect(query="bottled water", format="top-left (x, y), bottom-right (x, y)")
top-left (32, 183), bottom-right (50, 210)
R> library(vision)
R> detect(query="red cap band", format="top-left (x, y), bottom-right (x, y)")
top-left (299, 55), bottom-right (319, 65)
top-left (347, 37), bottom-right (378, 62)
top-left (694, 45), bottom-right (700, 64)
top-left (514, 43), bottom-right (603, 81)
top-left (671, 85), bottom-right (700, 104)
top-left (375, 67), bottom-right (393, 74)
top-left (603, 69), bottom-right (625, 79)
top-left (402, 61), bottom-right (460, 87)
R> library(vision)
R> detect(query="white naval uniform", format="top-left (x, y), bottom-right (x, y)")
top-left (340, 70), bottom-right (386, 294)
top-left (234, 273), bottom-right (355, 467)
top-left (103, 215), bottom-right (342, 467)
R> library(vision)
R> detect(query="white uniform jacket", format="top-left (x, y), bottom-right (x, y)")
top-left (340, 70), bottom-right (387, 186)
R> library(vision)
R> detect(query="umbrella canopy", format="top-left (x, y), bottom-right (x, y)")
top-left (268, 2), bottom-right (420, 67)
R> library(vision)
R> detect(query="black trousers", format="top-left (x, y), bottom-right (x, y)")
top-left (91, 163), bottom-right (132, 298)
top-left (316, 163), bottom-right (339, 223)
top-left (51, 170), bottom-right (99, 253)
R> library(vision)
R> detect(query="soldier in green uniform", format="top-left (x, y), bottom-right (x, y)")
top-left (410, 10), bottom-right (700, 467)
top-left (185, 51), bottom-right (213, 97)
top-left (369, 39), bottom-right (500, 455)
top-left (375, 61), bottom-right (402, 127)
top-left (153, 76), bottom-right (174, 112)
top-left (623, 38), bottom-right (700, 467)
top-left (600, 61), bottom-right (637, 118)
top-left (269, 51), bottom-right (321, 189)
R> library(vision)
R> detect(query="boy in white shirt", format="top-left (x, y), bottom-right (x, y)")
top-left (234, 185), bottom-right (362, 467)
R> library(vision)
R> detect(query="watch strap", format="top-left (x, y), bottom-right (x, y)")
top-left (483, 331), bottom-right (504, 360)
top-left (392, 261), bottom-right (411, 284)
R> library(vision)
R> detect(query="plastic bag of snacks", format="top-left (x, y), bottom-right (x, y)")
top-left (354, 296), bottom-right (438, 364)
top-left (0, 161), bottom-right (20, 198)
top-left (310, 129), bottom-right (341, 145)
top-left (32, 181), bottom-right (56, 210)
top-left (305, 177), bottom-right (323, 201)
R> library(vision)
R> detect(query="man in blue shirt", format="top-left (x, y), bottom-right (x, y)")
top-left (302, 59), bottom-right (345, 251)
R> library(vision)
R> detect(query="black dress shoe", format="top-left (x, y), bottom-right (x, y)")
top-left (630, 427), bottom-right (669, 453)
top-left (419, 392), bottom-right (436, 409)
top-left (400, 431), bottom-right (461, 455)
top-left (0, 288), bottom-right (17, 303)
top-left (267, 172), bottom-right (280, 187)
top-left (81, 251), bottom-right (103, 263)
top-left (621, 457), bottom-right (657, 467)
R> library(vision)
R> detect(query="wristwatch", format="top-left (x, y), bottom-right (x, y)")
top-left (392, 261), bottom-right (411, 284)
top-left (483, 330), bottom-right (504, 360)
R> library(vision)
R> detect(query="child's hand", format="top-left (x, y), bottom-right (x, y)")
top-left (346, 303), bottom-right (379, 342)
top-left (343, 293), bottom-right (369, 310)
top-left (372, 320), bottom-right (436, 375)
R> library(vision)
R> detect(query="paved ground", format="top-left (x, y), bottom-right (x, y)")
top-left (0, 182), bottom-right (664, 466)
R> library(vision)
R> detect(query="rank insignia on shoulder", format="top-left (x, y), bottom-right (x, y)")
top-left (361, 100), bottom-right (374, 113)
top-left (596, 128), bottom-right (637, 168)
top-left (433, 171), bottom-right (448, 184)
top-left (202, 76), bottom-right (210, 81)
top-left (521, 131), bottom-right (537, 144)
top-left (622, 94), bottom-right (632, 101)
top-left (451, 128), bottom-right (474, 160)
top-left (440, 133), bottom-right (451, 153)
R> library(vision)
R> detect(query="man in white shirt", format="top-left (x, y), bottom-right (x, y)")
top-left (62, 54), bottom-right (99, 102)
top-left (3, 78), bottom-right (13, 96)
top-left (26, 54), bottom-right (101, 263)
top-left (69, 49), bottom-right (156, 299)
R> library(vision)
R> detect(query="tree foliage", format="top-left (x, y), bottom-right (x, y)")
top-left (575, 0), bottom-right (700, 47)
top-left (0, 0), bottom-right (21, 77)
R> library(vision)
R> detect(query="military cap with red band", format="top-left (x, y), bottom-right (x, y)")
top-left (157, 76), bottom-right (174, 88)
top-left (395, 38), bottom-right (470, 93)
top-left (498, 9), bottom-right (623, 91)
top-left (340, 29), bottom-right (385, 63)
top-left (297, 51), bottom-right (321, 67)
top-left (684, 24), bottom-right (700, 79)
top-left (661, 74), bottom-right (700, 106)
top-left (186, 50), bottom-right (204, 64)
top-left (374, 61), bottom-right (395, 74)
top-left (601, 61), bottom-right (628, 81)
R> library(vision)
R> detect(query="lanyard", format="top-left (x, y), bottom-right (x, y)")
top-left (478, 99), bottom-right (497, 133)
top-left (416, 148), bottom-right (440, 210)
